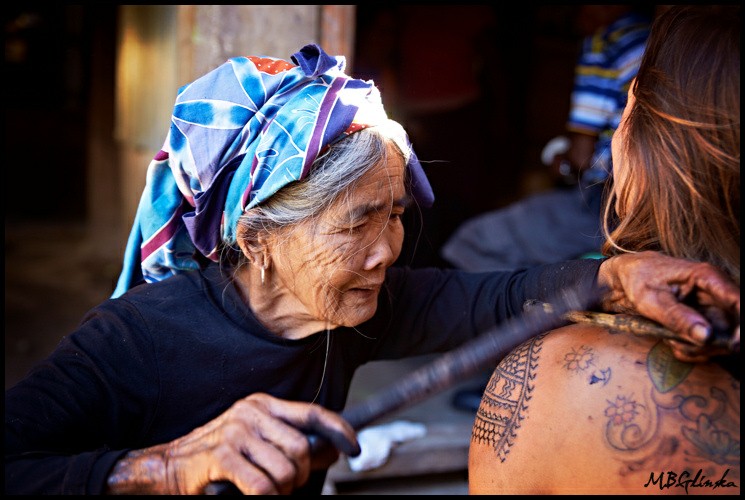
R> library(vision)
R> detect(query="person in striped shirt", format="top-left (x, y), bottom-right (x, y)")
top-left (441, 6), bottom-right (653, 274)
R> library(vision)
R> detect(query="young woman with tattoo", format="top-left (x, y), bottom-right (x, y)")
top-left (469, 5), bottom-right (740, 495)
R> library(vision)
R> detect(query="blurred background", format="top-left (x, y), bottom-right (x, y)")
top-left (5, 4), bottom-right (597, 494)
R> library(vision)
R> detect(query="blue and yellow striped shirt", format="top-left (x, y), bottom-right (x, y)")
top-left (568, 12), bottom-right (651, 184)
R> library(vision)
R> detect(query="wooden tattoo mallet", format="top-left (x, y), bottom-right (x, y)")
top-left (206, 290), bottom-right (737, 494)
top-left (205, 287), bottom-right (592, 494)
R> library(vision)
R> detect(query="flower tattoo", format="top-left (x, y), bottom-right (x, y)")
top-left (563, 345), bottom-right (595, 372)
top-left (605, 395), bottom-right (640, 426)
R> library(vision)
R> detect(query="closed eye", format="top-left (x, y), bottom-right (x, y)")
top-left (389, 210), bottom-right (404, 223)
top-left (346, 210), bottom-right (403, 234)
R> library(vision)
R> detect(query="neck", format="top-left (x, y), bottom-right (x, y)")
top-left (233, 266), bottom-right (335, 339)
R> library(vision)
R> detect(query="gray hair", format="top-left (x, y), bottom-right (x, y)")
top-left (228, 119), bottom-right (412, 267)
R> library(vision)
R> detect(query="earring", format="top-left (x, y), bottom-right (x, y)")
top-left (261, 266), bottom-right (265, 286)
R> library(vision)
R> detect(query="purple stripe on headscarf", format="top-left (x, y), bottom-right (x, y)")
top-left (112, 44), bottom-right (434, 299)
top-left (141, 202), bottom-right (187, 261)
top-left (303, 77), bottom-right (348, 176)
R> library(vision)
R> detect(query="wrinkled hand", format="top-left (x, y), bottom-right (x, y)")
top-left (598, 251), bottom-right (740, 362)
top-left (105, 393), bottom-right (359, 495)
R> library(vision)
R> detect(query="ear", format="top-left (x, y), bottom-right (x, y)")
top-left (235, 223), bottom-right (269, 268)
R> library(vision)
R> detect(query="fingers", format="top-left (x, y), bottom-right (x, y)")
top-left (227, 393), bottom-right (358, 493)
top-left (158, 393), bottom-right (357, 495)
top-left (599, 252), bottom-right (740, 362)
top-left (688, 261), bottom-right (741, 310)
top-left (229, 429), bottom-right (304, 494)
top-left (214, 440), bottom-right (288, 495)
top-left (256, 393), bottom-right (360, 457)
top-left (162, 417), bottom-right (292, 495)
top-left (236, 398), bottom-right (313, 490)
top-left (656, 300), bottom-right (710, 346)
top-left (676, 264), bottom-right (740, 350)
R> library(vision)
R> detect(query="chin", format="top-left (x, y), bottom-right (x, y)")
top-left (335, 303), bottom-right (377, 328)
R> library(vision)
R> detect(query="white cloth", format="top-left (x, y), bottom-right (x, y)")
top-left (347, 420), bottom-right (427, 472)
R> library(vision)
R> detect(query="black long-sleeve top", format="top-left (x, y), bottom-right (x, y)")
top-left (5, 259), bottom-right (602, 494)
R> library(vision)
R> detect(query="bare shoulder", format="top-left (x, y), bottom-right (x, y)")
top-left (469, 323), bottom-right (740, 495)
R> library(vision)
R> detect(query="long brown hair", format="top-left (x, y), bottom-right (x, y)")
top-left (602, 5), bottom-right (740, 283)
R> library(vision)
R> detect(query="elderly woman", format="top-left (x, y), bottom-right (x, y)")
top-left (5, 44), bottom-right (740, 495)
top-left (469, 5), bottom-right (740, 495)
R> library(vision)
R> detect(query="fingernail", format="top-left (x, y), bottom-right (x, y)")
top-left (692, 323), bottom-right (709, 343)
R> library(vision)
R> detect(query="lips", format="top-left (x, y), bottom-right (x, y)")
top-left (347, 281), bottom-right (383, 293)
top-left (349, 285), bottom-right (381, 293)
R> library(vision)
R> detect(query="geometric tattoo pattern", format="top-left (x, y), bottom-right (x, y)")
top-left (471, 333), bottom-right (546, 462)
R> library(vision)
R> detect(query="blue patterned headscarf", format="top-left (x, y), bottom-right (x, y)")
top-left (112, 44), bottom-right (433, 298)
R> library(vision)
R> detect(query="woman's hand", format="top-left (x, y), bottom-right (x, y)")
top-left (105, 393), bottom-right (359, 495)
top-left (598, 251), bottom-right (740, 362)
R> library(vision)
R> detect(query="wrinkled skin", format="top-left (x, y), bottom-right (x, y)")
top-left (235, 144), bottom-right (408, 340)
top-left (105, 150), bottom-right (740, 494)
top-left (105, 393), bottom-right (359, 495)
top-left (598, 252), bottom-right (740, 362)
top-left (106, 150), bottom-right (407, 494)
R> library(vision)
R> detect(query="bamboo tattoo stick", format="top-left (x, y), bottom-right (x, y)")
top-left (528, 299), bottom-right (734, 349)
top-left (564, 310), bottom-right (682, 341)
top-left (207, 292), bottom-right (737, 494)
top-left (205, 287), bottom-right (592, 494)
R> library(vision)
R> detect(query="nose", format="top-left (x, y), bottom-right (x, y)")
top-left (364, 230), bottom-right (402, 271)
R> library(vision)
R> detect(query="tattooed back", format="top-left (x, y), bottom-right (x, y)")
top-left (468, 323), bottom-right (740, 495)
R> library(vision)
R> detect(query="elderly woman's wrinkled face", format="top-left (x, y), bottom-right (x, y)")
top-left (270, 148), bottom-right (408, 329)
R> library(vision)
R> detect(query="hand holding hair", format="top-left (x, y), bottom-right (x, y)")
top-left (597, 252), bottom-right (740, 362)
